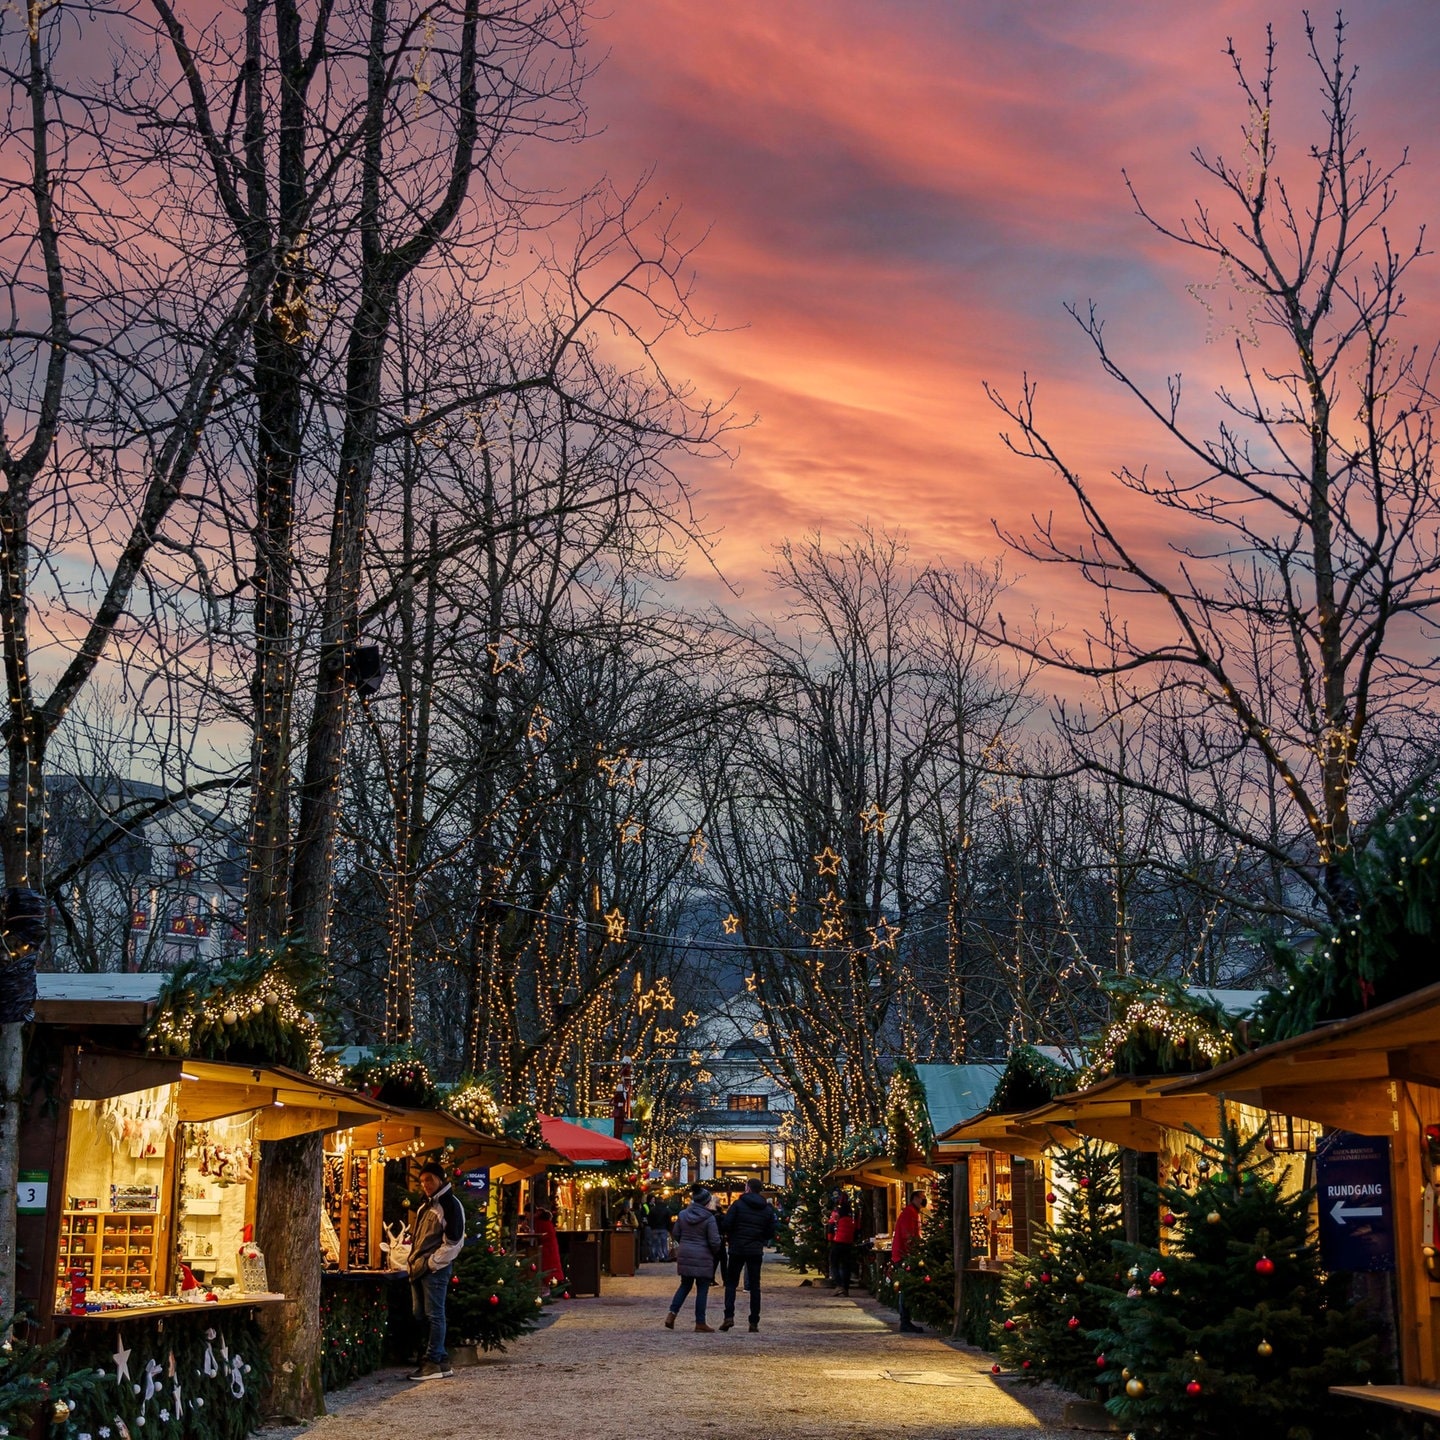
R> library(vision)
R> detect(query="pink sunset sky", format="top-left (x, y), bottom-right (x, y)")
top-left (554, 2), bottom-right (1440, 615)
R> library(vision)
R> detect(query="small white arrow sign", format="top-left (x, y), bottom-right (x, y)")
top-left (1330, 1199), bottom-right (1384, 1225)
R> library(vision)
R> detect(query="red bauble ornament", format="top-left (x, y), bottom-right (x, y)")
top-left (1066, 1316), bottom-right (1080, 1330)
top-left (1186, 1380), bottom-right (1202, 1396)
top-left (1046, 1192), bottom-right (1057, 1204)
top-left (923, 1275), bottom-right (932, 1284)
top-left (1003, 1319), bottom-right (1016, 1331)
top-left (1079, 1177), bottom-right (1091, 1188)
top-left (1149, 1269), bottom-right (1166, 1286)
top-left (1021, 1360), bottom-right (1032, 1370)
top-left (488, 1294), bottom-right (500, 1306)
top-left (1040, 1273), bottom-right (1052, 1284)
top-left (1096, 1354), bottom-right (1107, 1368)
top-left (1255, 1255), bottom-right (1275, 1276)
top-left (1162, 1212), bottom-right (1178, 1226)
top-left (991, 1363), bottom-right (1002, 1375)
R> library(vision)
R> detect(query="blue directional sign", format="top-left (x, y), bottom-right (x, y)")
top-left (1315, 1131), bottom-right (1394, 1273)
top-left (461, 1167), bottom-right (491, 1199)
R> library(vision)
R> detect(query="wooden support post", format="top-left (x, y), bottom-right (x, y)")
top-left (951, 1157), bottom-right (970, 1339)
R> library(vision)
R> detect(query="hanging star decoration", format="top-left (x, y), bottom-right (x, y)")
top-left (637, 989), bottom-right (655, 1014)
top-left (486, 640), bottom-right (528, 675)
top-left (788, 892), bottom-right (798, 914)
top-left (868, 915), bottom-right (901, 952)
top-left (682, 1010), bottom-right (699, 1028)
top-left (744, 972), bottom-right (758, 992)
top-left (604, 907), bottom-right (627, 943)
top-left (722, 913), bottom-right (741, 934)
top-left (654, 978), bottom-right (676, 1010)
top-left (617, 816), bottom-right (645, 845)
top-left (752, 1021), bottom-right (769, 1039)
top-left (812, 917), bottom-right (845, 946)
top-left (819, 889), bottom-right (843, 915)
top-left (813, 845), bottom-right (841, 876)
top-left (113, 1336), bottom-right (133, 1384)
top-left (527, 708), bottom-right (551, 742)
top-left (689, 829), bottom-right (707, 867)
top-left (690, 1050), bottom-right (704, 1066)
top-left (655, 1028), bottom-right (679, 1046)
top-left (696, 1069), bottom-right (713, 1084)
top-left (860, 801), bottom-right (888, 835)
top-left (597, 747), bottom-right (642, 788)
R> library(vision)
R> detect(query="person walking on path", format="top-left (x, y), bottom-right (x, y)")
top-left (665, 1186), bottom-right (723, 1332)
top-left (828, 1194), bottom-right (857, 1297)
top-left (890, 1189), bottom-right (927, 1333)
top-left (407, 1160), bottom-right (467, 1379)
top-left (719, 1179), bottom-right (778, 1332)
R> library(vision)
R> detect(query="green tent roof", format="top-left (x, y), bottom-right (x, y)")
top-left (913, 1063), bottom-right (1004, 1139)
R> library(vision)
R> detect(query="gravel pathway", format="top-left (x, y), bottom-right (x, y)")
top-left (280, 1258), bottom-right (1077, 1439)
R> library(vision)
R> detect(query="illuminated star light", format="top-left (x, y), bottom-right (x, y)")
top-left (617, 816), bottom-right (645, 845)
top-left (722, 913), bottom-right (741, 935)
top-left (744, 972), bottom-right (758, 992)
top-left (689, 830), bottom-right (708, 867)
top-left (860, 802), bottom-right (888, 835)
top-left (682, 1010), bottom-right (699, 1028)
top-left (868, 916), bottom-right (901, 952)
top-left (527, 708), bottom-right (551, 741)
top-left (655, 1029), bottom-right (679, 1046)
top-left (486, 640), bottom-right (528, 675)
top-left (603, 907), bottom-right (627, 943)
top-left (598, 747), bottom-right (642, 788)
top-left (813, 845), bottom-right (841, 876)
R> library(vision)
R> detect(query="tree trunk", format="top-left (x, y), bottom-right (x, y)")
top-left (255, 1131), bottom-right (325, 1421)
top-left (0, 1023), bottom-right (23, 1326)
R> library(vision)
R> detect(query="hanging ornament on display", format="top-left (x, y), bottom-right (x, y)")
top-left (1206, 1211), bottom-right (1221, 1225)
top-left (1255, 1255), bottom-right (1275, 1275)
top-left (1186, 1380), bottom-right (1202, 1396)
top-left (1148, 1269), bottom-right (1166, 1286)
top-left (113, 1336), bottom-right (133, 1384)
top-left (53, 1401), bottom-right (72, 1424)
top-left (1074, 1273), bottom-right (1086, 1285)
top-left (1125, 1378), bottom-right (1145, 1398)
top-left (1257, 1339), bottom-right (1274, 1357)
top-left (1096, 1354), bottom-right (1107, 1368)
top-left (1126, 1286), bottom-right (1142, 1299)
top-left (1067, 1315), bottom-right (1080, 1330)
top-left (1127, 1266), bottom-right (1140, 1280)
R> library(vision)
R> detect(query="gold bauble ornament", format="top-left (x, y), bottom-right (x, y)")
top-left (1257, 1339), bottom-right (1273, 1357)
top-left (52, 1400), bottom-right (72, 1423)
top-left (1206, 1211), bottom-right (1221, 1225)
top-left (222, 1009), bottom-right (239, 1026)
top-left (1125, 1378), bottom-right (1145, 1398)
top-left (1121, 1367), bottom-right (1131, 1379)
top-left (1074, 1273), bottom-right (1086, 1285)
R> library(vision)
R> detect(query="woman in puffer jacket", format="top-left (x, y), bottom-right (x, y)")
top-left (664, 1186), bottom-right (723, 1332)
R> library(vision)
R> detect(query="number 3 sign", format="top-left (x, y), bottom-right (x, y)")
top-left (17, 1170), bottom-right (49, 1214)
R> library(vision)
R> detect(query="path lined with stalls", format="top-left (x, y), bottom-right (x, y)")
top-left (287, 1258), bottom-right (1074, 1440)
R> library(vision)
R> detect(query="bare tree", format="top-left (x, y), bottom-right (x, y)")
top-left (983, 15), bottom-right (1440, 926)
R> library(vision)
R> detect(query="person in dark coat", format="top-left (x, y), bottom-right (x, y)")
top-left (665, 1186), bottom-right (723, 1332)
top-left (718, 1178), bottom-right (778, 1331)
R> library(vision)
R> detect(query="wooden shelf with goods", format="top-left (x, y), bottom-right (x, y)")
top-left (96, 1213), bottom-right (159, 1292)
top-left (56, 1212), bottom-right (100, 1285)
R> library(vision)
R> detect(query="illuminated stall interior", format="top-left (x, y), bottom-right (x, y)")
top-left (322, 1110), bottom-right (539, 1270)
top-left (50, 1051), bottom-right (392, 1318)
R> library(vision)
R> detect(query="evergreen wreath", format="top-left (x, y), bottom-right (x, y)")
top-left (145, 942), bottom-right (337, 1079)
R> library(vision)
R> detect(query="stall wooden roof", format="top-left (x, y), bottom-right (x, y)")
top-left (937, 1074), bottom-right (1227, 1155)
top-left (1161, 978), bottom-right (1440, 1131)
top-left (824, 1155), bottom-right (938, 1188)
top-left (74, 1048), bottom-right (400, 1140)
top-left (333, 1106), bottom-right (542, 1175)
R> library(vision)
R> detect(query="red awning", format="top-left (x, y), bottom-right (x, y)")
top-left (538, 1115), bottom-right (632, 1163)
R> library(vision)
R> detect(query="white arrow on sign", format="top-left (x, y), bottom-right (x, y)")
top-left (1330, 1199), bottom-right (1384, 1225)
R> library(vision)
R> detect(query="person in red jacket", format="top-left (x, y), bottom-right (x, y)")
top-left (890, 1190), bottom-right (927, 1333)
top-left (827, 1194), bottom-right (858, 1296)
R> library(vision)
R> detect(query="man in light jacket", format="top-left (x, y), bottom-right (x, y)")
top-left (407, 1160), bottom-right (466, 1379)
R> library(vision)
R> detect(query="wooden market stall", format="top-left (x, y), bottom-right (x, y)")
top-left (31, 1046), bottom-right (398, 1328)
top-left (1161, 978), bottom-right (1440, 1412)
top-left (322, 1107), bottom-right (542, 1272)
